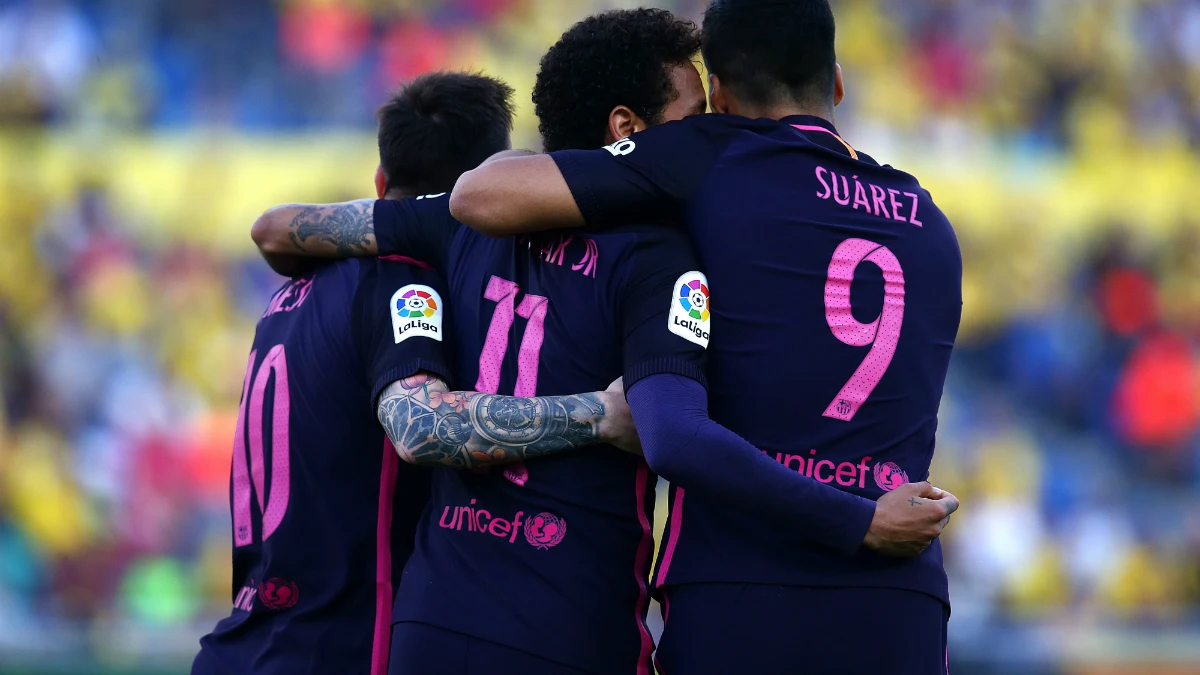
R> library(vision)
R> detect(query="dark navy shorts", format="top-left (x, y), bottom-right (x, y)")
top-left (388, 622), bottom-right (595, 675)
top-left (654, 584), bottom-right (949, 675)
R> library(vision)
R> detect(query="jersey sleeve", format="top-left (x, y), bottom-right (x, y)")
top-left (354, 258), bottom-right (455, 405)
top-left (373, 194), bottom-right (462, 271)
top-left (618, 229), bottom-right (709, 391)
top-left (550, 118), bottom-right (717, 230)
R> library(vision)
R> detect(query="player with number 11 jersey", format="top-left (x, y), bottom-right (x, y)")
top-left (375, 198), bottom-right (708, 675)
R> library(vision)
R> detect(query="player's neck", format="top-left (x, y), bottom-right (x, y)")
top-left (724, 100), bottom-right (835, 125)
top-left (384, 187), bottom-right (430, 200)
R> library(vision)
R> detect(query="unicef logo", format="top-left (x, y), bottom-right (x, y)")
top-left (678, 279), bottom-right (710, 321)
top-left (873, 462), bottom-right (908, 492)
top-left (523, 512), bottom-right (567, 549)
top-left (396, 288), bottom-right (438, 318)
top-left (258, 578), bottom-right (299, 610)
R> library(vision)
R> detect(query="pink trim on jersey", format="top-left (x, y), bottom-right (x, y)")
top-left (379, 254), bottom-right (434, 271)
top-left (232, 351), bottom-right (257, 546)
top-left (791, 124), bottom-right (859, 160)
top-left (371, 439), bottom-right (401, 675)
top-left (653, 594), bottom-right (671, 674)
top-left (654, 486), bottom-right (685, 588)
top-left (633, 463), bottom-right (654, 675)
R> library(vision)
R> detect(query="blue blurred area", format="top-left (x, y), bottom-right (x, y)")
top-left (1, 0), bottom-right (1199, 673)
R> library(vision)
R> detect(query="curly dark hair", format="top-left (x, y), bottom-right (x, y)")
top-left (533, 9), bottom-right (701, 152)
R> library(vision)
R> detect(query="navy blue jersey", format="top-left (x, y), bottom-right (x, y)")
top-left (373, 196), bottom-right (708, 674)
top-left (193, 259), bottom-right (451, 675)
top-left (551, 114), bottom-right (963, 604)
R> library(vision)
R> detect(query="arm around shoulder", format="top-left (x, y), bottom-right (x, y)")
top-left (627, 373), bottom-right (877, 554)
top-left (251, 199), bottom-right (379, 260)
top-left (449, 155), bottom-right (584, 236)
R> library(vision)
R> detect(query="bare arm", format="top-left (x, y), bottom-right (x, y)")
top-left (376, 373), bottom-right (639, 468)
top-left (449, 155), bottom-right (584, 237)
top-left (251, 199), bottom-right (378, 261)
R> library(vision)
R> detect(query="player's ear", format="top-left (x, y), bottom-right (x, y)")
top-left (374, 165), bottom-right (387, 199)
top-left (833, 64), bottom-right (845, 108)
top-left (709, 74), bottom-right (729, 114)
top-left (605, 105), bottom-right (642, 144)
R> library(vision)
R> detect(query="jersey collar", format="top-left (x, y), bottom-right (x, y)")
top-left (781, 114), bottom-right (839, 135)
top-left (781, 114), bottom-right (858, 160)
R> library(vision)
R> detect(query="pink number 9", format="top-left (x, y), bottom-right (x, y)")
top-left (822, 238), bottom-right (905, 422)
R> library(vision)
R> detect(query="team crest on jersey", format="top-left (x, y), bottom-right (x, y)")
top-left (391, 284), bottom-right (443, 344)
top-left (668, 271), bottom-right (710, 348)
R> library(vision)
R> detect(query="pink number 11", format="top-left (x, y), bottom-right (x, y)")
top-left (822, 238), bottom-right (905, 422)
top-left (476, 276), bottom-right (550, 396)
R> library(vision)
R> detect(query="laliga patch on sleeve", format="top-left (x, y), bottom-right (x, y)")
top-left (391, 284), bottom-right (443, 344)
top-left (668, 271), bottom-right (710, 348)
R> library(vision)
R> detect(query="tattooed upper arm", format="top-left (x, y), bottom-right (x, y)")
top-left (375, 372), bottom-right (610, 469)
top-left (284, 199), bottom-right (378, 258)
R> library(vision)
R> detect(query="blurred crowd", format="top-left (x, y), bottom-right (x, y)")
top-left (0, 0), bottom-right (1199, 670)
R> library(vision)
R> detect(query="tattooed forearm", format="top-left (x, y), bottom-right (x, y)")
top-left (284, 199), bottom-right (378, 257)
top-left (376, 373), bottom-right (609, 469)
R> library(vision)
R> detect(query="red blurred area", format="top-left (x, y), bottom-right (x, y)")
top-left (1112, 332), bottom-right (1200, 449)
top-left (281, 3), bottom-right (371, 73)
top-left (1097, 268), bottom-right (1159, 337)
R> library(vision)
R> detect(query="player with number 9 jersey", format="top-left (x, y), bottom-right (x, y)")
top-left (444, 2), bottom-right (964, 670)
top-left (549, 109), bottom-right (963, 596)
top-left (455, 113), bottom-right (962, 671)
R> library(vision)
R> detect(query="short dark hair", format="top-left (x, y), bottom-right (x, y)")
top-left (702, 0), bottom-right (837, 108)
top-left (533, 9), bottom-right (701, 152)
top-left (377, 72), bottom-right (515, 195)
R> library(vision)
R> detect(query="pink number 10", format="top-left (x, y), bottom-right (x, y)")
top-left (822, 238), bottom-right (905, 422)
top-left (475, 276), bottom-right (550, 396)
top-left (232, 345), bottom-right (292, 546)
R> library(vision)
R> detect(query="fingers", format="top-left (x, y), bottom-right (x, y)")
top-left (912, 481), bottom-right (942, 499)
top-left (937, 490), bottom-right (960, 516)
top-left (606, 377), bottom-right (625, 393)
top-left (909, 482), bottom-right (960, 518)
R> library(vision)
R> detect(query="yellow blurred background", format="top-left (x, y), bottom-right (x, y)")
top-left (1, 0), bottom-right (1199, 672)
